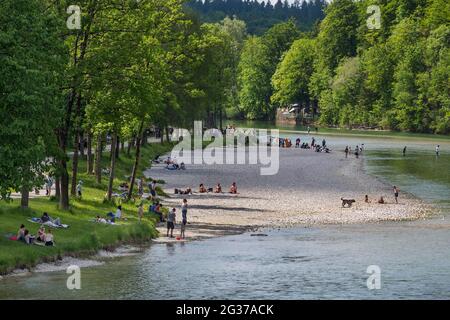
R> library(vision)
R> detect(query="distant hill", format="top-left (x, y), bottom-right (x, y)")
top-left (185, 0), bottom-right (327, 34)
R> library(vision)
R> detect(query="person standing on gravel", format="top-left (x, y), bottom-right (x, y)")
top-left (180, 199), bottom-right (188, 239)
top-left (167, 208), bottom-right (176, 238)
top-left (393, 186), bottom-right (399, 204)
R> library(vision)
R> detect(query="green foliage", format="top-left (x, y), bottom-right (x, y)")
top-left (271, 39), bottom-right (316, 107)
top-left (238, 20), bottom-right (300, 120)
top-left (0, 0), bottom-right (65, 200)
top-left (186, 0), bottom-right (326, 35)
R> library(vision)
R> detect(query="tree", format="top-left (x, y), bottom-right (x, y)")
top-left (238, 36), bottom-right (272, 119)
top-left (0, 0), bottom-right (64, 206)
top-left (271, 38), bottom-right (316, 107)
top-left (238, 20), bottom-right (299, 119)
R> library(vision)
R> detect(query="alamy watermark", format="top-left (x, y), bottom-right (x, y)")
top-left (367, 5), bottom-right (382, 30)
top-left (170, 121), bottom-right (280, 176)
top-left (66, 5), bottom-right (81, 30)
top-left (66, 265), bottom-right (81, 290)
top-left (366, 265), bottom-right (381, 290)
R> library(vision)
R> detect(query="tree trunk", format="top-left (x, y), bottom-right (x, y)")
top-left (115, 135), bottom-right (120, 159)
top-left (59, 157), bottom-right (70, 210)
top-left (95, 133), bottom-right (102, 184)
top-left (21, 186), bottom-right (29, 209)
top-left (141, 130), bottom-right (147, 146)
top-left (71, 132), bottom-right (80, 196)
top-left (87, 131), bottom-right (93, 174)
top-left (127, 122), bottom-right (144, 200)
top-left (127, 138), bottom-right (133, 157)
top-left (219, 108), bottom-right (223, 131)
top-left (165, 126), bottom-right (170, 142)
top-left (55, 177), bottom-right (60, 200)
top-left (107, 132), bottom-right (117, 201)
top-left (80, 132), bottom-right (85, 157)
top-left (121, 140), bottom-right (125, 153)
top-left (160, 128), bottom-right (164, 143)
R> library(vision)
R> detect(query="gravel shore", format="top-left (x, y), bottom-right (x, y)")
top-left (146, 147), bottom-right (432, 229)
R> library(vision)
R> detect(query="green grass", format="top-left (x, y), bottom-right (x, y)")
top-left (0, 142), bottom-right (174, 275)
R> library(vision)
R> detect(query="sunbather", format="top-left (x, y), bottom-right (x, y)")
top-left (45, 229), bottom-right (54, 246)
top-left (154, 203), bottom-right (164, 222)
top-left (17, 224), bottom-right (26, 242)
top-left (41, 212), bottom-right (50, 223)
top-left (230, 182), bottom-right (238, 194)
top-left (199, 184), bottom-right (207, 193)
top-left (215, 183), bottom-right (222, 193)
top-left (96, 215), bottom-right (108, 223)
top-left (24, 230), bottom-right (35, 245)
top-left (37, 226), bottom-right (46, 242)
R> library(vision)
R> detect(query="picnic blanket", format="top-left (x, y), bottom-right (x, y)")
top-left (28, 218), bottom-right (69, 229)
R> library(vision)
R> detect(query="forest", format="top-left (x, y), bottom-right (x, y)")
top-left (0, 0), bottom-right (449, 211)
top-left (233, 0), bottom-right (449, 134)
top-left (185, 0), bottom-right (326, 34)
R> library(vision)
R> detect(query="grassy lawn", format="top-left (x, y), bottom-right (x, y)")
top-left (0, 142), bottom-right (174, 275)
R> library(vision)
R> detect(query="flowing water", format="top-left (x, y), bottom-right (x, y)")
top-left (1, 126), bottom-right (449, 300)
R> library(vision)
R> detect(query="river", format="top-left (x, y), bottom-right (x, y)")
top-left (0, 126), bottom-right (449, 300)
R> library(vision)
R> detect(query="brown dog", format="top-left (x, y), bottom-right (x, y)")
top-left (341, 198), bottom-right (356, 208)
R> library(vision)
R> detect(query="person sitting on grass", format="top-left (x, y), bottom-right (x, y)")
top-left (199, 183), bottom-right (207, 193)
top-left (230, 182), bottom-right (238, 194)
top-left (45, 229), bottom-right (54, 246)
top-left (41, 212), bottom-right (50, 223)
top-left (151, 202), bottom-right (164, 222)
top-left (215, 183), bottom-right (222, 193)
top-left (106, 205), bottom-right (123, 223)
top-left (24, 230), bottom-right (35, 245)
top-left (17, 224), bottom-right (26, 242)
top-left (96, 215), bottom-right (108, 224)
top-left (115, 205), bottom-right (122, 220)
top-left (37, 226), bottom-right (46, 242)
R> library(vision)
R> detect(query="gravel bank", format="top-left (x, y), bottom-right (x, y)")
top-left (146, 147), bottom-right (432, 228)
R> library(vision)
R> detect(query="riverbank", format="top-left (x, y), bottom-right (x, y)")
top-left (0, 142), bottom-right (174, 275)
top-left (148, 147), bottom-right (433, 232)
top-left (225, 120), bottom-right (450, 142)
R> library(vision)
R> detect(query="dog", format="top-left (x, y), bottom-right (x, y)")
top-left (341, 198), bottom-right (356, 208)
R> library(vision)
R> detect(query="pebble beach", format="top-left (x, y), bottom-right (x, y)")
top-left (147, 147), bottom-right (432, 231)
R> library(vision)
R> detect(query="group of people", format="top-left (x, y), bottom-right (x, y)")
top-left (16, 223), bottom-right (54, 246)
top-left (364, 186), bottom-right (400, 205)
top-left (279, 137), bottom-right (330, 153)
top-left (96, 205), bottom-right (124, 224)
top-left (165, 199), bottom-right (189, 239)
top-left (165, 156), bottom-right (186, 170)
top-left (344, 144), bottom-right (365, 159)
top-left (198, 182), bottom-right (237, 194)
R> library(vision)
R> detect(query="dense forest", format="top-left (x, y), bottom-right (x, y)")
top-left (185, 0), bottom-right (326, 34)
top-left (233, 0), bottom-right (449, 134)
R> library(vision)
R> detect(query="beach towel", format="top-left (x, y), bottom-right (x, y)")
top-left (28, 218), bottom-right (69, 229)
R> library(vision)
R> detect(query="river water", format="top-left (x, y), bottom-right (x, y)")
top-left (1, 130), bottom-right (449, 300)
